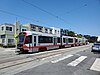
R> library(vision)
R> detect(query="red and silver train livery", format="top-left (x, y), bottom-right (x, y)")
top-left (16, 31), bottom-right (87, 53)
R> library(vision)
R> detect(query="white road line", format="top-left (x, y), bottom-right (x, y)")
top-left (67, 56), bottom-right (87, 66)
top-left (41, 54), bottom-right (61, 60)
top-left (90, 58), bottom-right (100, 72)
top-left (51, 55), bottom-right (73, 63)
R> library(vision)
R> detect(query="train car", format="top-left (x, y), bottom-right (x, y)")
top-left (16, 31), bottom-right (61, 53)
top-left (74, 37), bottom-right (79, 46)
top-left (16, 31), bottom-right (87, 53)
top-left (82, 38), bottom-right (88, 45)
top-left (77, 38), bottom-right (83, 46)
top-left (62, 36), bottom-right (76, 47)
top-left (76, 37), bottom-right (88, 46)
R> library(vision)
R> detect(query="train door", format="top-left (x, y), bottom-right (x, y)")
top-left (54, 37), bottom-right (57, 45)
top-left (32, 35), bottom-right (38, 46)
top-left (66, 38), bottom-right (68, 44)
top-left (32, 35), bottom-right (38, 52)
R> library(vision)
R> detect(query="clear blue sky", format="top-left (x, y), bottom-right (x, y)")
top-left (0, 0), bottom-right (100, 36)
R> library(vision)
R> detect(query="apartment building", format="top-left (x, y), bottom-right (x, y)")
top-left (0, 22), bottom-right (54, 46)
top-left (23, 23), bottom-right (53, 34)
top-left (97, 36), bottom-right (100, 41)
top-left (0, 23), bottom-right (15, 46)
top-left (50, 27), bottom-right (60, 37)
top-left (0, 21), bottom-right (28, 46)
top-left (0, 21), bottom-right (69, 47)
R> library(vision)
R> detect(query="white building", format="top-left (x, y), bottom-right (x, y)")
top-left (97, 36), bottom-right (100, 41)
top-left (50, 27), bottom-right (61, 37)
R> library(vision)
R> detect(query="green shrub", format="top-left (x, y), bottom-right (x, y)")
top-left (3, 44), bottom-right (16, 48)
top-left (0, 44), bottom-right (3, 47)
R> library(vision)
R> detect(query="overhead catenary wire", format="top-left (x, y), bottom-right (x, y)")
top-left (21, 0), bottom-right (69, 24)
top-left (0, 9), bottom-right (50, 26)
top-left (66, 4), bottom-right (87, 14)
top-left (21, 0), bottom-right (87, 30)
top-left (0, 1), bottom-right (88, 31)
top-left (0, 9), bottom-right (33, 21)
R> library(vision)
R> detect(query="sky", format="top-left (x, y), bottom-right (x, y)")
top-left (0, 0), bottom-right (100, 36)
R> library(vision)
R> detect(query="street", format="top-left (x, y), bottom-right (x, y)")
top-left (0, 0), bottom-right (99, 75)
top-left (0, 44), bottom-right (100, 75)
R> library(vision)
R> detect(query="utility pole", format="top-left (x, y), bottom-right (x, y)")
top-left (60, 29), bottom-right (63, 48)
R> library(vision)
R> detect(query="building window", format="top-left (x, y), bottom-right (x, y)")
top-left (55, 30), bottom-right (57, 34)
top-left (1, 26), bottom-right (4, 31)
top-left (45, 29), bottom-right (48, 33)
top-left (31, 26), bottom-right (36, 31)
top-left (2, 39), bottom-right (5, 43)
top-left (50, 29), bottom-right (52, 34)
top-left (6, 26), bottom-right (12, 31)
top-left (8, 39), bottom-right (14, 44)
top-left (58, 31), bottom-right (59, 34)
top-left (22, 29), bottom-right (27, 31)
top-left (39, 27), bottom-right (42, 32)
top-left (1, 35), bottom-right (5, 38)
top-left (33, 26), bottom-right (36, 31)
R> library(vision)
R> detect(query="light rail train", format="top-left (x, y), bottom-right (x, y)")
top-left (16, 31), bottom-right (87, 53)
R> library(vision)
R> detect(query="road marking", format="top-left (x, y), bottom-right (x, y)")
top-left (75, 54), bottom-right (81, 56)
top-left (67, 56), bottom-right (87, 66)
top-left (41, 54), bottom-right (61, 60)
top-left (90, 58), bottom-right (100, 72)
top-left (51, 55), bottom-right (73, 63)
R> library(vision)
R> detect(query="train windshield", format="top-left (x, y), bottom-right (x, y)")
top-left (18, 34), bottom-right (25, 44)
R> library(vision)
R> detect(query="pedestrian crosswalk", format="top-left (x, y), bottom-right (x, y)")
top-left (50, 54), bottom-right (100, 72)
top-left (67, 56), bottom-right (87, 66)
top-left (90, 58), bottom-right (100, 72)
top-left (51, 55), bottom-right (73, 63)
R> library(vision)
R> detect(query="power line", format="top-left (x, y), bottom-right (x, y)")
top-left (21, 0), bottom-right (86, 30)
top-left (21, 0), bottom-right (69, 24)
top-left (0, 9), bottom-right (33, 21)
top-left (0, 9), bottom-right (50, 26)
top-left (66, 4), bottom-right (87, 14)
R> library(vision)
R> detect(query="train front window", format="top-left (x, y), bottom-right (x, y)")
top-left (18, 34), bottom-right (25, 44)
top-left (25, 35), bottom-right (32, 44)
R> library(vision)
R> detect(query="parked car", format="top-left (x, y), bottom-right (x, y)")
top-left (91, 42), bottom-right (100, 52)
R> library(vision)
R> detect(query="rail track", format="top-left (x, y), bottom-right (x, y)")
top-left (0, 45), bottom-right (90, 70)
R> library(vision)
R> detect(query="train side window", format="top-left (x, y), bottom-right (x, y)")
top-left (57, 37), bottom-right (60, 43)
top-left (68, 38), bottom-right (73, 43)
top-left (39, 36), bottom-right (53, 43)
top-left (34, 36), bottom-right (36, 42)
top-left (75, 39), bottom-right (78, 42)
top-left (25, 35), bottom-right (32, 44)
top-left (66, 38), bottom-right (68, 44)
top-left (63, 38), bottom-right (66, 43)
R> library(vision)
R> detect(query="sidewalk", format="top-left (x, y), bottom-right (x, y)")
top-left (0, 47), bottom-right (16, 52)
top-left (0, 47), bottom-right (16, 60)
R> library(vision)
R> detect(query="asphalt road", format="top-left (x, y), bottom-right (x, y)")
top-left (15, 46), bottom-right (100, 75)
top-left (0, 44), bottom-right (100, 75)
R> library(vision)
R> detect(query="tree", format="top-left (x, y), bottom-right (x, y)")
top-left (84, 35), bottom-right (97, 43)
top-left (89, 36), bottom-right (98, 43)
top-left (77, 34), bottom-right (83, 38)
top-left (84, 35), bottom-right (90, 40)
top-left (68, 31), bottom-right (76, 37)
